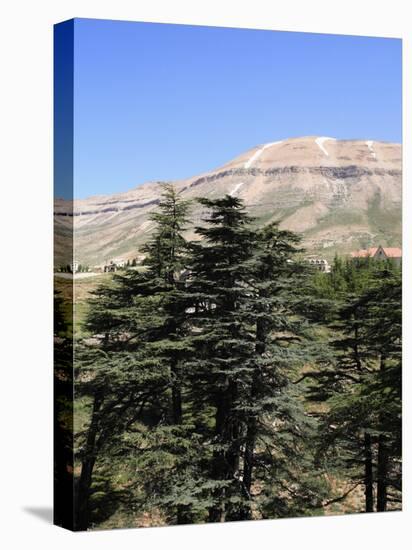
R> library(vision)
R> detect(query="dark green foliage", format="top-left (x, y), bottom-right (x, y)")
top-left (308, 262), bottom-right (402, 512)
top-left (73, 188), bottom-right (402, 529)
top-left (75, 184), bottom-right (199, 527)
top-left (185, 197), bottom-right (328, 521)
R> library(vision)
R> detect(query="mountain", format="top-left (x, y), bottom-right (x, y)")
top-left (54, 136), bottom-right (402, 267)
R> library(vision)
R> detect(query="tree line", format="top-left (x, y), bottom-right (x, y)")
top-left (56, 184), bottom-right (401, 530)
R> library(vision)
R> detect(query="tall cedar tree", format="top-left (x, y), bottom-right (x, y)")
top-left (241, 224), bottom-right (328, 520)
top-left (187, 196), bottom-right (328, 522)
top-left (308, 262), bottom-right (401, 513)
top-left (355, 269), bottom-right (402, 511)
top-left (75, 184), bottom-right (199, 528)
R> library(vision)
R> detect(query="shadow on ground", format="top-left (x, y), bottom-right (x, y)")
top-left (23, 506), bottom-right (53, 524)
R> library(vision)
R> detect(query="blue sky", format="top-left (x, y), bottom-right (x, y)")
top-left (69, 18), bottom-right (401, 199)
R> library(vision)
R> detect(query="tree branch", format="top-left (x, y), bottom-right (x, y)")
top-left (322, 482), bottom-right (362, 507)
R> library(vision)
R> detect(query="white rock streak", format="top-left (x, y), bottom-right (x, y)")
top-left (229, 182), bottom-right (245, 197)
top-left (315, 137), bottom-right (335, 157)
top-left (366, 140), bottom-right (377, 159)
top-left (243, 140), bottom-right (283, 169)
top-left (230, 140), bottom-right (283, 196)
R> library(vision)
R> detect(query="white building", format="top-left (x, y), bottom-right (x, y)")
top-left (70, 260), bottom-right (79, 273)
top-left (307, 258), bottom-right (331, 273)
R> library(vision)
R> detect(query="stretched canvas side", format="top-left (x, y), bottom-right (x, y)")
top-left (54, 19), bottom-right (75, 531)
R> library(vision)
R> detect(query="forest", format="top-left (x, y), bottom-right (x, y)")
top-left (54, 184), bottom-right (402, 530)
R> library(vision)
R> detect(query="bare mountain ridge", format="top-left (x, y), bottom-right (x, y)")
top-left (54, 136), bottom-right (402, 266)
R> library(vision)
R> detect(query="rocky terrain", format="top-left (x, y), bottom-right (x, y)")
top-left (54, 136), bottom-right (402, 267)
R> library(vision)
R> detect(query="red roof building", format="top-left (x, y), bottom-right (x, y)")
top-left (350, 245), bottom-right (402, 262)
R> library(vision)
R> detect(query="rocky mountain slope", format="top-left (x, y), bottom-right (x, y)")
top-left (54, 136), bottom-right (402, 266)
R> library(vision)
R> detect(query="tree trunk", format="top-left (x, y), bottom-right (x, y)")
top-left (238, 417), bottom-right (256, 521)
top-left (225, 380), bottom-right (242, 522)
top-left (377, 434), bottom-right (388, 512)
top-left (166, 303), bottom-right (183, 426)
top-left (75, 393), bottom-right (102, 530)
top-left (364, 432), bottom-right (374, 512)
top-left (171, 361), bottom-right (188, 525)
top-left (208, 391), bottom-right (226, 523)
top-left (377, 354), bottom-right (388, 512)
top-left (171, 360), bottom-right (183, 424)
top-left (208, 382), bottom-right (241, 523)
top-left (238, 314), bottom-right (266, 521)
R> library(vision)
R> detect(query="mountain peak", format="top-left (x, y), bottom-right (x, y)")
top-left (54, 138), bottom-right (401, 266)
top-left (218, 136), bottom-right (400, 174)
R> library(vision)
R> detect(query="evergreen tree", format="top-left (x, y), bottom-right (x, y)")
top-left (73, 188), bottom-right (402, 528)
top-left (357, 269), bottom-right (402, 511)
top-left (187, 197), bottom-right (327, 522)
top-left (75, 184), bottom-right (197, 528)
top-left (309, 265), bottom-right (401, 513)
top-left (243, 223), bottom-right (329, 519)
top-left (187, 195), bottom-right (257, 522)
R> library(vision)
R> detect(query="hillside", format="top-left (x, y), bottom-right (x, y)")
top-left (54, 136), bottom-right (402, 266)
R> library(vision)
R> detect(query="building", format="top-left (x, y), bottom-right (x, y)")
top-left (70, 260), bottom-right (79, 273)
top-left (103, 258), bottom-right (127, 272)
top-left (104, 260), bottom-right (117, 272)
top-left (306, 258), bottom-right (331, 273)
top-left (350, 245), bottom-right (402, 266)
top-left (113, 258), bottom-right (126, 268)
